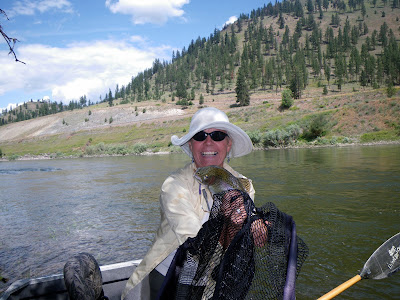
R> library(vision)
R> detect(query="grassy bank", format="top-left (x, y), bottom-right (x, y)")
top-left (0, 87), bottom-right (399, 161)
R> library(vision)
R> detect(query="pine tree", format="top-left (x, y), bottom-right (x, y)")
top-left (235, 66), bottom-right (250, 106)
top-left (334, 55), bottom-right (344, 91)
top-left (199, 94), bottom-right (204, 105)
top-left (324, 61), bottom-right (331, 87)
top-left (108, 89), bottom-right (113, 107)
top-left (176, 77), bottom-right (187, 100)
top-left (323, 0), bottom-right (329, 10)
top-left (307, 0), bottom-right (314, 13)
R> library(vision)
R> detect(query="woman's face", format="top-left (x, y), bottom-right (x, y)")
top-left (189, 128), bottom-right (232, 168)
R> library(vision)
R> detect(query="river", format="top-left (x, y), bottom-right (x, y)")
top-left (0, 145), bottom-right (399, 299)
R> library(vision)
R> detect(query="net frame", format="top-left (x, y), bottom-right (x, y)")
top-left (159, 189), bottom-right (308, 300)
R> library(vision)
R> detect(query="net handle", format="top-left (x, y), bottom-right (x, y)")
top-left (316, 275), bottom-right (362, 300)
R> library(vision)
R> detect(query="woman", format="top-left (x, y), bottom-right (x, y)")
top-left (122, 107), bottom-right (255, 300)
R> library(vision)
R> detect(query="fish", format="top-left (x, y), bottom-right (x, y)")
top-left (194, 165), bottom-right (251, 195)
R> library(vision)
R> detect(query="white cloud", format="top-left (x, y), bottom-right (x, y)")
top-left (105, 0), bottom-right (190, 25)
top-left (8, 0), bottom-right (74, 17)
top-left (0, 38), bottom-right (172, 106)
top-left (2, 103), bottom-right (24, 113)
top-left (222, 16), bottom-right (237, 29)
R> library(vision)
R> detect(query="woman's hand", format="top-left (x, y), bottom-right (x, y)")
top-left (251, 219), bottom-right (269, 247)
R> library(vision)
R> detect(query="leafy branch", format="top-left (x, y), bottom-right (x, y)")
top-left (0, 9), bottom-right (25, 64)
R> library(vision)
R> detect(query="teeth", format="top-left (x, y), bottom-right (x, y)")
top-left (202, 152), bottom-right (217, 156)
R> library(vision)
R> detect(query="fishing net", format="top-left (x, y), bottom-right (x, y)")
top-left (158, 189), bottom-right (308, 300)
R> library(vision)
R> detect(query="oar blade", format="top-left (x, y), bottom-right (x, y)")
top-left (360, 232), bottom-right (400, 280)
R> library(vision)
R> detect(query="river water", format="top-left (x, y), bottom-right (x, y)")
top-left (0, 145), bottom-right (399, 299)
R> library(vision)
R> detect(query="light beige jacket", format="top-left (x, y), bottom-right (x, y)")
top-left (122, 162), bottom-right (255, 300)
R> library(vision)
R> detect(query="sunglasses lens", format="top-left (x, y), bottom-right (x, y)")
top-left (210, 131), bottom-right (228, 141)
top-left (192, 131), bottom-right (207, 141)
top-left (192, 131), bottom-right (228, 142)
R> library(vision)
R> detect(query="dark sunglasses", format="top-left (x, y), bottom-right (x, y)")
top-left (192, 130), bottom-right (228, 142)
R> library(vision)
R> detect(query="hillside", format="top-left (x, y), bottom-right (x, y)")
top-left (0, 85), bottom-right (399, 160)
top-left (1, 0), bottom-right (400, 159)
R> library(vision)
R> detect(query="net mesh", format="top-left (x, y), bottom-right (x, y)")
top-left (159, 189), bottom-right (308, 300)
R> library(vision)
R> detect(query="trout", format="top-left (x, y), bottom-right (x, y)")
top-left (194, 165), bottom-right (251, 195)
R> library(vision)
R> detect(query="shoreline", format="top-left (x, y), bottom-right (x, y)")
top-left (1, 140), bottom-right (399, 162)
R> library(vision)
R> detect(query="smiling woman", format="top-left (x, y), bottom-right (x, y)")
top-left (122, 107), bottom-right (256, 300)
top-left (188, 128), bottom-right (232, 168)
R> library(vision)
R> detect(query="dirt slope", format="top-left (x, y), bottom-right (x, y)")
top-left (0, 103), bottom-right (186, 142)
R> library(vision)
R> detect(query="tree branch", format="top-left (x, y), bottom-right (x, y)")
top-left (1, 9), bottom-right (26, 64)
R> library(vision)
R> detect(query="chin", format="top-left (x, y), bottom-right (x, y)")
top-left (201, 159), bottom-right (223, 167)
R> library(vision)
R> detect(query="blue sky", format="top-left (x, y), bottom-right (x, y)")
top-left (0, 0), bottom-right (268, 112)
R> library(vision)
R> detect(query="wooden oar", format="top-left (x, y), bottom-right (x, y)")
top-left (317, 232), bottom-right (400, 300)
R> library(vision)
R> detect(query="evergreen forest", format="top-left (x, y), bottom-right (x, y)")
top-left (1, 0), bottom-right (400, 126)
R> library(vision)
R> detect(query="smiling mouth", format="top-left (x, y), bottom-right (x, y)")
top-left (201, 151), bottom-right (217, 156)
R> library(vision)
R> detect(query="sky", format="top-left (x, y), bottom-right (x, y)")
top-left (0, 0), bottom-right (269, 112)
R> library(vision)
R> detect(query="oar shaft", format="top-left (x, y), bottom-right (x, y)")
top-left (317, 275), bottom-right (362, 300)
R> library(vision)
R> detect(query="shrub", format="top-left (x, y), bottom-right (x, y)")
top-left (168, 145), bottom-right (183, 153)
top-left (387, 83), bottom-right (397, 98)
top-left (247, 130), bottom-right (262, 146)
top-left (315, 137), bottom-right (330, 145)
top-left (176, 99), bottom-right (189, 106)
top-left (199, 94), bottom-right (204, 105)
top-left (132, 143), bottom-right (147, 154)
top-left (264, 129), bottom-right (284, 147)
top-left (301, 114), bottom-right (329, 141)
top-left (85, 146), bottom-right (96, 155)
top-left (107, 144), bottom-right (129, 155)
top-left (85, 142), bottom-right (106, 155)
top-left (287, 124), bottom-right (302, 139)
top-left (281, 89), bottom-right (294, 109)
top-left (342, 137), bottom-right (351, 143)
top-left (263, 124), bottom-right (301, 147)
top-left (8, 154), bottom-right (19, 161)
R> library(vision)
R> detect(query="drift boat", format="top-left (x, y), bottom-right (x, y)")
top-left (0, 260), bottom-right (141, 300)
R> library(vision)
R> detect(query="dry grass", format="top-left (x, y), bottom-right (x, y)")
top-left (3, 84), bottom-right (399, 159)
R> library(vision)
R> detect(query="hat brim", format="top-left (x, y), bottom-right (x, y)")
top-left (171, 121), bottom-right (253, 158)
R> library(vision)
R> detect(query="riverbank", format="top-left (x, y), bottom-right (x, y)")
top-left (1, 88), bottom-right (399, 160)
top-left (1, 140), bottom-right (399, 162)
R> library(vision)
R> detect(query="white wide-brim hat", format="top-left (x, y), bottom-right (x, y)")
top-left (171, 107), bottom-right (253, 158)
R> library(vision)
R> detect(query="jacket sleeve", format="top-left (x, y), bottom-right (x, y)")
top-left (160, 174), bottom-right (203, 245)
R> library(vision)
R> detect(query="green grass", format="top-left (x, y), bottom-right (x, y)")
top-left (1, 87), bottom-right (400, 158)
top-left (360, 130), bottom-right (400, 143)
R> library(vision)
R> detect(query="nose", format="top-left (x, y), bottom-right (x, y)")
top-left (204, 135), bottom-right (214, 144)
